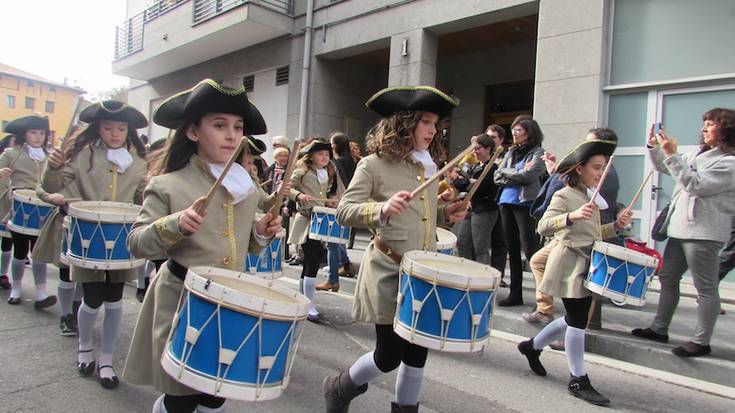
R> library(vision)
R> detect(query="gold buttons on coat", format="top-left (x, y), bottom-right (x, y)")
top-left (416, 176), bottom-right (421, 181)
top-left (222, 231), bottom-right (229, 237)
top-left (223, 256), bottom-right (230, 265)
top-left (422, 217), bottom-right (428, 222)
top-left (420, 195), bottom-right (425, 200)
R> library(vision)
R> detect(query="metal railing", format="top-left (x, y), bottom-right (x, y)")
top-left (193, 0), bottom-right (292, 25)
top-left (114, 0), bottom-right (292, 60)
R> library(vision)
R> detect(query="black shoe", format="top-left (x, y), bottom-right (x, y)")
top-left (0, 275), bottom-right (11, 290)
top-left (34, 295), bottom-right (57, 310)
top-left (97, 365), bottom-right (119, 389)
top-left (517, 339), bottom-right (547, 376)
top-left (77, 349), bottom-right (96, 376)
top-left (60, 314), bottom-right (77, 337)
top-left (499, 280), bottom-right (508, 288)
top-left (672, 341), bottom-right (711, 357)
top-left (289, 258), bottom-right (303, 266)
top-left (568, 374), bottom-right (610, 406)
top-left (7, 296), bottom-right (21, 305)
top-left (498, 296), bottom-right (523, 307)
top-left (136, 288), bottom-right (146, 303)
top-left (391, 402), bottom-right (419, 413)
top-left (631, 327), bottom-right (669, 343)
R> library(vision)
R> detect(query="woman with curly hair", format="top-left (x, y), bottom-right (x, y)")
top-left (632, 107), bottom-right (735, 357)
top-left (324, 86), bottom-right (467, 413)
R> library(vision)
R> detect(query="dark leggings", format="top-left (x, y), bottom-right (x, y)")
top-left (562, 296), bottom-right (593, 329)
top-left (1, 237), bottom-right (12, 252)
top-left (499, 204), bottom-right (540, 299)
top-left (373, 324), bottom-right (428, 372)
top-left (164, 393), bottom-right (225, 413)
top-left (81, 275), bottom-right (125, 309)
top-left (59, 267), bottom-right (71, 282)
top-left (10, 231), bottom-right (36, 260)
top-left (300, 237), bottom-right (323, 278)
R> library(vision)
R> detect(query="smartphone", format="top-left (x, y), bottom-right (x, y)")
top-left (653, 123), bottom-right (663, 135)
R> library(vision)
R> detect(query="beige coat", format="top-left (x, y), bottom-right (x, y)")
top-left (123, 155), bottom-right (264, 396)
top-left (0, 145), bottom-right (47, 221)
top-left (38, 143), bottom-right (147, 281)
top-left (335, 154), bottom-right (448, 324)
top-left (537, 185), bottom-right (617, 298)
top-left (287, 164), bottom-right (344, 245)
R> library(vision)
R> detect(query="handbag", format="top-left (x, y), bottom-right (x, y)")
top-left (651, 202), bottom-right (670, 241)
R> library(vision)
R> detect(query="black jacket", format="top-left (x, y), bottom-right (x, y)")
top-left (455, 161), bottom-right (499, 213)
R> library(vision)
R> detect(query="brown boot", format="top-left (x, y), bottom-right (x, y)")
top-left (316, 281), bottom-right (333, 291)
top-left (330, 283), bottom-right (340, 292)
top-left (323, 370), bottom-right (367, 413)
top-left (391, 402), bottom-right (419, 412)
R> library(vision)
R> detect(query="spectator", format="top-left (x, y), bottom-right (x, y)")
top-left (349, 139), bottom-right (362, 162)
top-left (493, 116), bottom-right (545, 306)
top-left (273, 135), bottom-right (289, 150)
top-left (632, 108), bottom-right (735, 357)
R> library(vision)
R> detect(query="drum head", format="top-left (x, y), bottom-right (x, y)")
top-left (12, 189), bottom-right (52, 206)
top-left (401, 251), bottom-right (498, 291)
top-left (436, 227), bottom-right (457, 248)
top-left (68, 201), bottom-right (141, 223)
top-left (593, 241), bottom-right (658, 268)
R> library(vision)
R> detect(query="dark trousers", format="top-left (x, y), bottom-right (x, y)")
top-left (373, 324), bottom-right (428, 372)
top-left (718, 216), bottom-right (735, 281)
top-left (301, 237), bottom-right (323, 278)
top-left (490, 215), bottom-right (508, 280)
top-left (562, 297), bottom-right (593, 329)
top-left (81, 275), bottom-right (125, 309)
top-left (10, 231), bottom-right (36, 260)
top-left (499, 204), bottom-right (540, 300)
top-left (164, 393), bottom-right (225, 413)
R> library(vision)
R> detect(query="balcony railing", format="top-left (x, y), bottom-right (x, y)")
top-left (114, 0), bottom-right (292, 61)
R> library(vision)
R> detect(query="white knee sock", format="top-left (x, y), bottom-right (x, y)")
top-left (532, 317), bottom-right (568, 350)
top-left (58, 280), bottom-right (75, 316)
top-left (395, 363), bottom-right (424, 406)
top-left (348, 351), bottom-right (383, 386)
top-left (77, 302), bottom-right (99, 364)
top-left (152, 395), bottom-right (167, 413)
top-left (74, 282), bottom-right (84, 302)
top-left (100, 300), bottom-right (123, 365)
top-left (302, 277), bottom-right (319, 316)
top-left (196, 404), bottom-right (227, 413)
top-left (137, 265), bottom-right (148, 288)
top-left (32, 261), bottom-right (48, 301)
top-left (10, 257), bottom-right (25, 298)
top-left (1, 250), bottom-right (11, 276)
top-left (565, 326), bottom-right (587, 377)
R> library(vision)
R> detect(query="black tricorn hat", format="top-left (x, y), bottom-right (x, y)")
top-left (298, 140), bottom-right (332, 158)
top-left (4, 115), bottom-right (49, 135)
top-left (153, 79), bottom-right (267, 134)
top-left (557, 138), bottom-right (617, 173)
top-left (365, 86), bottom-right (459, 118)
top-left (247, 136), bottom-right (267, 156)
top-left (79, 100), bottom-right (148, 129)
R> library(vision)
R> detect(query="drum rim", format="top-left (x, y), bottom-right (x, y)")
top-left (11, 189), bottom-right (55, 207)
top-left (436, 227), bottom-right (457, 249)
top-left (401, 250), bottom-right (499, 290)
top-left (68, 201), bottom-right (141, 223)
top-left (584, 279), bottom-right (647, 307)
top-left (67, 255), bottom-right (146, 270)
top-left (593, 241), bottom-right (659, 268)
top-left (311, 206), bottom-right (338, 214)
top-left (393, 321), bottom-right (490, 353)
top-left (6, 221), bottom-right (41, 236)
top-left (187, 266), bottom-right (309, 320)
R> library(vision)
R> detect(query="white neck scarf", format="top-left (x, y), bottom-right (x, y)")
top-left (107, 147), bottom-right (134, 173)
top-left (209, 162), bottom-right (255, 205)
top-left (27, 146), bottom-right (46, 161)
top-left (410, 149), bottom-right (437, 178)
top-left (587, 187), bottom-right (609, 210)
top-left (316, 168), bottom-right (328, 184)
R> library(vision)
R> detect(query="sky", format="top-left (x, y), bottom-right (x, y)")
top-left (1, 0), bottom-right (130, 99)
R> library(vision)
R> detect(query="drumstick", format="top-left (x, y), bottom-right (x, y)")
top-left (193, 136), bottom-right (249, 215)
top-left (589, 155), bottom-right (615, 205)
top-left (268, 141), bottom-right (301, 216)
top-left (460, 146), bottom-right (505, 209)
top-left (64, 197), bottom-right (83, 203)
top-left (259, 178), bottom-right (272, 188)
top-left (409, 144), bottom-right (474, 198)
top-left (623, 170), bottom-right (654, 213)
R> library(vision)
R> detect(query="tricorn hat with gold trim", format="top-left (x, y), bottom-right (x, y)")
top-left (557, 138), bottom-right (617, 174)
top-left (153, 79), bottom-right (267, 134)
top-left (298, 139), bottom-right (332, 158)
top-left (3, 115), bottom-right (49, 135)
top-left (79, 100), bottom-right (148, 129)
top-left (366, 86), bottom-right (459, 118)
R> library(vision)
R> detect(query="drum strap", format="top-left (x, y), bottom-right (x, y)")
top-left (167, 259), bottom-right (188, 281)
top-left (372, 236), bottom-right (402, 264)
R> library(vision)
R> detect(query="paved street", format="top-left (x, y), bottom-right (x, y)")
top-left (1, 260), bottom-right (733, 413)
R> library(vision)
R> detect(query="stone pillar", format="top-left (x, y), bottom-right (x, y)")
top-left (533, 0), bottom-right (608, 157)
top-left (388, 28), bottom-right (438, 86)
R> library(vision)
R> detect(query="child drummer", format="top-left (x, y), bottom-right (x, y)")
top-left (1, 114), bottom-right (54, 308)
top-left (123, 79), bottom-right (282, 413)
top-left (41, 101), bottom-right (148, 389)
top-left (325, 86), bottom-right (467, 412)
top-left (517, 138), bottom-right (631, 406)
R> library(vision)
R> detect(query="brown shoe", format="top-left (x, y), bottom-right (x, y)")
top-left (330, 283), bottom-right (340, 292)
top-left (316, 281), bottom-right (333, 291)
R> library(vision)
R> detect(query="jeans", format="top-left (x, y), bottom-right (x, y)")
top-left (457, 210), bottom-right (498, 266)
top-left (327, 242), bottom-right (350, 284)
top-left (717, 216), bottom-right (735, 281)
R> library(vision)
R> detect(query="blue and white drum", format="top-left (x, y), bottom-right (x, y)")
top-left (309, 206), bottom-right (350, 244)
top-left (394, 251), bottom-right (499, 353)
top-left (162, 266), bottom-right (310, 401)
top-left (8, 189), bottom-right (55, 236)
top-left (245, 228), bottom-right (286, 279)
top-left (59, 216), bottom-right (70, 266)
top-left (436, 227), bottom-right (457, 256)
top-left (0, 221), bottom-right (10, 238)
top-left (585, 241), bottom-right (659, 307)
top-left (67, 201), bottom-right (144, 270)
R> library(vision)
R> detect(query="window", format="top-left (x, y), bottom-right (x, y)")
top-left (25, 97), bottom-right (35, 109)
top-left (49, 85), bottom-right (56, 92)
top-left (6, 95), bottom-right (15, 108)
top-left (276, 66), bottom-right (289, 86)
top-left (27, 80), bottom-right (35, 92)
top-left (243, 75), bottom-right (255, 92)
top-left (45, 100), bottom-right (55, 113)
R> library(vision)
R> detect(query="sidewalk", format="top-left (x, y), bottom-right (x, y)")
top-left (328, 230), bottom-right (735, 388)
